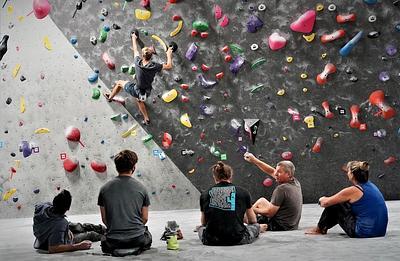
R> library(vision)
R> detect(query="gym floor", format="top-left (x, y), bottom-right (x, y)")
top-left (1, 201), bottom-right (399, 261)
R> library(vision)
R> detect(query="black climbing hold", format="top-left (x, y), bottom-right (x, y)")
top-left (0, 35), bottom-right (9, 61)
top-left (381, 56), bottom-right (388, 61)
top-left (20, 75), bottom-right (26, 82)
top-left (33, 189), bottom-right (40, 194)
top-left (4, 130), bottom-right (8, 134)
top-left (367, 31), bottom-right (380, 38)
top-left (169, 41), bottom-right (178, 52)
top-left (394, 0), bottom-right (400, 7)
top-left (378, 173), bottom-right (385, 179)
top-left (6, 97), bottom-right (12, 105)
top-left (90, 36), bottom-right (97, 45)
top-left (112, 23), bottom-right (121, 30)
top-left (173, 75), bottom-right (182, 82)
top-left (130, 29), bottom-right (145, 49)
top-left (13, 197), bottom-right (18, 202)
top-left (81, 164), bottom-right (85, 168)
top-left (10, 152), bottom-right (16, 157)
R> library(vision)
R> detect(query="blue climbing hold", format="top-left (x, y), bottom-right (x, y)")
top-left (103, 25), bottom-right (111, 32)
top-left (363, 0), bottom-right (377, 4)
top-left (70, 36), bottom-right (77, 45)
top-left (88, 72), bottom-right (99, 83)
top-left (395, 23), bottom-right (400, 32)
top-left (340, 31), bottom-right (364, 57)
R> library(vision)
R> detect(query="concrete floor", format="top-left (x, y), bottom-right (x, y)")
top-left (1, 201), bottom-right (399, 261)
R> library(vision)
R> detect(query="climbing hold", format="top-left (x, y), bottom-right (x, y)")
top-left (20, 75), bottom-right (26, 82)
top-left (263, 178), bottom-right (273, 187)
top-left (368, 15), bottom-right (377, 23)
top-left (6, 97), bottom-right (12, 105)
top-left (281, 151), bottom-right (293, 160)
top-left (224, 55), bottom-right (232, 62)
top-left (65, 126), bottom-right (85, 147)
top-left (185, 42), bottom-right (198, 61)
top-left (19, 141), bottom-right (32, 158)
top-left (250, 44), bottom-right (259, 51)
top-left (244, 119), bottom-right (260, 144)
top-left (219, 15), bottom-right (229, 27)
top-left (181, 95), bottom-right (189, 102)
top-left (384, 156), bottom-right (396, 165)
top-left (33, 0), bottom-right (51, 19)
top-left (328, 4), bottom-right (336, 11)
top-left (200, 104), bottom-right (216, 116)
top-left (135, 9), bottom-right (151, 20)
top-left (12, 64), bottom-right (21, 78)
top-left (249, 83), bottom-right (264, 93)
top-left (201, 64), bottom-right (210, 72)
top-left (101, 7), bottom-right (108, 16)
top-left (303, 33), bottom-right (316, 42)
top-left (170, 20), bottom-right (183, 37)
top-left (374, 129), bottom-right (387, 138)
top-left (33, 189), bottom-right (40, 194)
top-left (192, 21), bottom-right (209, 32)
top-left (369, 90), bottom-right (396, 120)
top-left (214, 5), bottom-right (223, 20)
top-left (290, 10), bottom-right (316, 33)
top-left (277, 89), bottom-right (285, 96)
top-left (88, 72), bottom-right (98, 83)
top-left (70, 36), bottom-right (78, 45)
top-left (288, 108), bottom-right (301, 121)
top-left (312, 137), bottom-right (323, 153)
top-left (229, 44), bottom-right (244, 55)
top-left (102, 52), bottom-right (115, 70)
top-left (215, 72), bottom-right (224, 80)
top-left (300, 73), bottom-right (308, 79)
top-left (268, 32), bottom-right (287, 51)
top-left (20, 97), bottom-right (26, 113)
top-left (304, 115), bottom-right (315, 128)
top-left (340, 31), bottom-right (364, 56)
top-left (162, 89), bottom-right (178, 103)
top-left (258, 4), bottom-right (266, 11)
top-left (230, 56), bottom-right (245, 74)
top-left (350, 105), bottom-right (361, 129)
top-left (2, 188), bottom-right (16, 201)
top-left (198, 74), bottom-right (217, 88)
top-left (364, 0), bottom-right (378, 4)
top-left (63, 158), bottom-right (79, 172)
top-left (128, 66), bottom-right (135, 75)
top-left (336, 13), bottom-right (356, 24)
top-left (90, 160), bottom-right (107, 173)
top-left (221, 45), bottom-right (229, 53)
top-left (92, 88), bottom-right (100, 99)
top-left (302, 88), bottom-right (308, 93)
top-left (379, 71), bottom-right (390, 82)
top-left (191, 29), bottom-right (199, 37)
top-left (34, 128), bottom-right (50, 134)
top-left (120, 65), bottom-right (129, 73)
top-left (43, 36), bottom-right (52, 50)
top-left (90, 36), bottom-right (97, 45)
top-left (321, 53), bottom-right (327, 59)
top-left (142, 134), bottom-right (153, 143)
top-left (99, 29), bottom-right (107, 43)
top-left (247, 15), bottom-right (264, 33)
top-left (172, 15), bottom-right (181, 21)
top-left (385, 44), bottom-right (397, 56)
top-left (162, 132), bottom-right (173, 149)
top-left (316, 63), bottom-right (336, 85)
top-left (251, 58), bottom-right (266, 69)
top-left (112, 23), bottom-right (121, 30)
top-left (180, 84), bottom-right (189, 90)
top-left (286, 56), bottom-right (293, 63)
top-left (322, 101), bottom-right (334, 119)
top-left (180, 113), bottom-right (192, 128)
top-left (121, 124), bottom-right (138, 138)
top-left (200, 32), bottom-right (209, 38)
top-left (320, 29), bottom-right (346, 43)
top-left (110, 113), bottom-right (122, 121)
top-left (316, 3), bottom-right (324, 11)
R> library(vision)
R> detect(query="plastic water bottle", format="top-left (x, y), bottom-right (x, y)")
top-left (373, 129), bottom-right (387, 138)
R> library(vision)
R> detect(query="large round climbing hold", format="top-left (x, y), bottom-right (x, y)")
top-left (258, 4), bottom-right (266, 11)
top-left (250, 43), bottom-right (259, 51)
top-left (368, 15), bottom-right (376, 23)
top-left (192, 21), bottom-right (209, 32)
top-left (328, 4), bottom-right (336, 11)
top-left (63, 158), bottom-right (79, 172)
top-left (135, 9), bottom-right (151, 20)
top-left (162, 89), bottom-right (178, 103)
top-left (90, 160), bottom-right (107, 173)
top-left (33, 0), bottom-right (51, 19)
top-left (263, 178), bottom-right (273, 187)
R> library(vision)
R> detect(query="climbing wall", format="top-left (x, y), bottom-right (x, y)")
top-left (0, 0), bottom-right (200, 218)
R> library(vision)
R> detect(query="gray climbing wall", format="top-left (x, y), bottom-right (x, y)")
top-left (0, 0), bottom-right (200, 219)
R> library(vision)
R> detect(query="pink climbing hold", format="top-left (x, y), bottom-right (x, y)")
top-left (214, 5), bottom-right (223, 20)
top-left (290, 10), bottom-right (316, 34)
top-left (268, 32), bottom-right (287, 51)
top-left (162, 132), bottom-right (173, 149)
top-left (33, 0), bottom-right (51, 19)
top-left (63, 158), bottom-right (79, 172)
top-left (281, 151), bottom-right (293, 160)
top-left (102, 52), bottom-right (115, 70)
top-left (263, 178), bottom-right (273, 187)
top-left (316, 63), bottom-right (336, 85)
top-left (90, 160), bottom-right (107, 173)
top-left (219, 15), bottom-right (229, 27)
top-left (65, 126), bottom-right (85, 147)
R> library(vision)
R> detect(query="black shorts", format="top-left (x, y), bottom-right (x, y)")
top-left (123, 81), bottom-right (151, 101)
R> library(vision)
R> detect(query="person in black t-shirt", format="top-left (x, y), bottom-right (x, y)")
top-left (104, 33), bottom-right (173, 125)
top-left (198, 161), bottom-right (267, 246)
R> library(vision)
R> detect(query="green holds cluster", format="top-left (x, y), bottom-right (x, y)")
top-left (251, 58), bottom-right (267, 69)
top-left (229, 43), bottom-right (244, 56)
top-left (92, 88), bottom-right (100, 99)
top-left (192, 21), bottom-right (209, 32)
top-left (120, 65), bottom-right (135, 75)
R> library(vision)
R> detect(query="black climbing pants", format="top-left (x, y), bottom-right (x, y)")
top-left (101, 227), bottom-right (152, 254)
top-left (317, 202), bottom-right (356, 237)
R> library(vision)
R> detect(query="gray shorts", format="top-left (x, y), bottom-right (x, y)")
top-left (123, 81), bottom-right (151, 101)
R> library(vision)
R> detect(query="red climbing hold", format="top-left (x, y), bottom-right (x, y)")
top-left (316, 63), bottom-right (336, 85)
top-left (281, 151), bottom-right (293, 160)
top-left (65, 126), bottom-right (85, 147)
top-left (321, 29), bottom-right (346, 44)
top-left (336, 13), bottom-right (356, 24)
top-left (181, 95), bottom-right (189, 102)
top-left (369, 90), bottom-right (396, 120)
top-left (140, 0), bottom-right (150, 8)
top-left (172, 15), bottom-right (181, 21)
top-left (221, 45), bottom-right (229, 53)
top-left (263, 178), bottom-right (273, 187)
top-left (162, 132), bottom-right (173, 149)
top-left (312, 137), bottom-right (323, 153)
top-left (90, 160), bottom-right (107, 173)
top-left (63, 158), bottom-right (79, 172)
top-left (224, 55), bottom-right (232, 62)
top-left (200, 32), bottom-right (209, 38)
top-left (180, 83), bottom-right (189, 90)
top-left (350, 105), bottom-right (361, 129)
top-left (102, 52), bottom-right (115, 70)
top-left (216, 72), bottom-right (224, 80)
top-left (191, 29), bottom-right (198, 37)
top-left (384, 156), bottom-right (396, 165)
top-left (201, 64), bottom-right (210, 72)
top-left (322, 101), bottom-right (334, 119)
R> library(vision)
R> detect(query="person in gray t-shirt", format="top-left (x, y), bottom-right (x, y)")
top-left (244, 152), bottom-right (303, 231)
top-left (98, 150), bottom-right (152, 254)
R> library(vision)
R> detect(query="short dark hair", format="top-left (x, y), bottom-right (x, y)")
top-left (114, 150), bottom-right (138, 174)
top-left (53, 190), bottom-right (72, 215)
top-left (347, 161), bottom-right (369, 183)
top-left (211, 161), bottom-right (233, 181)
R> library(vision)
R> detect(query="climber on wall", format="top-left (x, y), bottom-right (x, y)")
top-left (103, 32), bottom-right (174, 125)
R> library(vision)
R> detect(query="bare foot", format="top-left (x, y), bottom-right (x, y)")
top-left (260, 224), bottom-right (268, 233)
top-left (305, 227), bottom-right (327, 235)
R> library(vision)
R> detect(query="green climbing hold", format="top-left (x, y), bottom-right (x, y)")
top-left (99, 29), bottom-right (107, 43)
top-left (140, 29), bottom-right (149, 36)
top-left (121, 65), bottom-right (129, 73)
top-left (220, 154), bottom-right (227, 160)
top-left (128, 65), bottom-right (135, 75)
top-left (142, 134), bottom-right (153, 143)
top-left (229, 43), bottom-right (244, 56)
top-left (251, 57), bottom-right (267, 69)
top-left (192, 21), bottom-right (209, 32)
top-left (110, 113), bottom-right (122, 121)
top-left (250, 83), bottom-right (264, 93)
top-left (92, 88), bottom-right (100, 99)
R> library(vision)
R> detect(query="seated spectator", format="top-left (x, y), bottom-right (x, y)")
top-left (244, 152), bottom-right (303, 231)
top-left (98, 150), bottom-right (152, 255)
top-left (198, 161), bottom-right (267, 246)
top-left (306, 161), bottom-right (388, 238)
top-left (33, 190), bottom-right (104, 253)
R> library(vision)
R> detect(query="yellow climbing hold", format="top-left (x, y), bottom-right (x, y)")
top-left (3, 188), bottom-right (16, 201)
top-left (180, 113), bottom-right (192, 128)
top-left (316, 3), bottom-right (324, 11)
top-left (43, 36), bottom-right (52, 50)
top-left (12, 64), bottom-right (21, 78)
top-left (7, 5), bottom-right (13, 14)
top-left (162, 89), bottom-right (178, 103)
top-left (20, 97), bottom-right (25, 113)
top-left (277, 89), bottom-right (285, 96)
top-left (34, 128), bottom-right (50, 134)
top-left (300, 73), bottom-right (308, 79)
top-left (135, 9), bottom-right (151, 21)
top-left (286, 56), bottom-right (293, 63)
top-left (302, 87), bottom-right (308, 93)
top-left (121, 124), bottom-right (138, 138)
top-left (282, 136), bottom-right (288, 141)
top-left (304, 115), bottom-right (315, 128)
top-left (188, 168), bottom-right (195, 174)
top-left (170, 20), bottom-right (183, 37)
top-left (321, 53), bottom-right (327, 59)
top-left (18, 16), bottom-right (24, 22)
top-left (151, 34), bottom-right (167, 52)
top-left (303, 33), bottom-right (316, 42)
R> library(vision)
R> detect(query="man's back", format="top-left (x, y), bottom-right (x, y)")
top-left (271, 178), bottom-right (303, 230)
top-left (98, 176), bottom-right (150, 240)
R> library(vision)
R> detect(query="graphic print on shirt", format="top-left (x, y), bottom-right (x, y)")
top-left (209, 186), bottom-right (236, 211)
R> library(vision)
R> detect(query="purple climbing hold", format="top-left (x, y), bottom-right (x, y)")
top-left (20, 141), bottom-right (32, 158)
top-left (185, 42), bottom-right (198, 61)
top-left (247, 15), bottom-right (263, 33)
top-left (385, 44), bottom-right (397, 56)
top-left (379, 71), bottom-right (390, 82)
top-left (229, 56), bottom-right (245, 74)
top-left (198, 74), bottom-right (217, 88)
